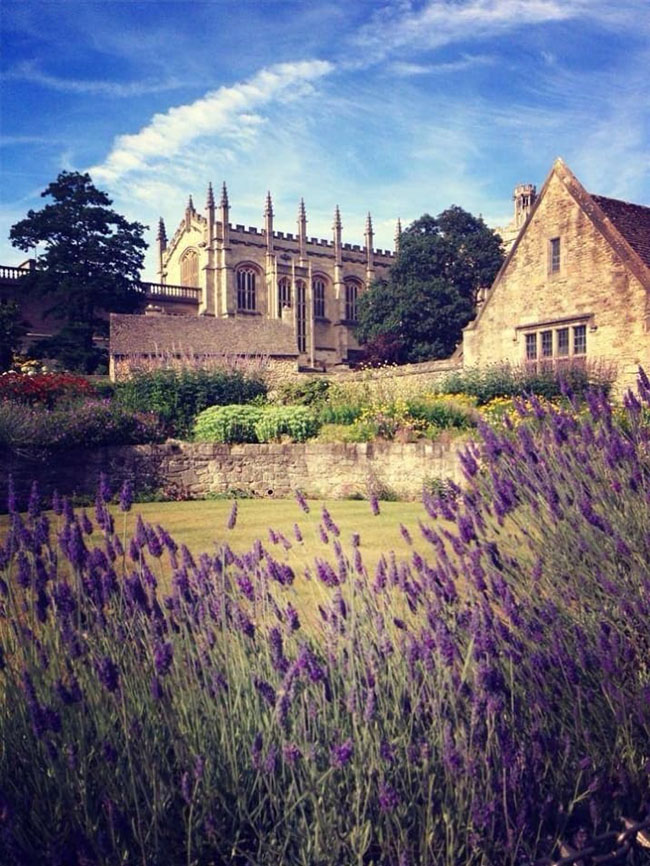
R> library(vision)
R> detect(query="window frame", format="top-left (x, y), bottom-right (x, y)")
top-left (345, 280), bottom-right (361, 323)
top-left (236, 266), bottom-right (257, 312)
top-left (549, 236), bottom-right (561, 274)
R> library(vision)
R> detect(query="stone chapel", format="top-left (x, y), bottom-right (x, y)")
top-left (152, 184), bottom-right (397, 368)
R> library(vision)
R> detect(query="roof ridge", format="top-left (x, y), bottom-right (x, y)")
top-left (590, 193), bottom-right (650, 212)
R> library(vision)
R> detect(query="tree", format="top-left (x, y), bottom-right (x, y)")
top-left (9, 171), bottom-right (147, 372)
top-left (356, 207), bottom-right (504, 364)
top-left (0, 300), bottom-right (29, 371)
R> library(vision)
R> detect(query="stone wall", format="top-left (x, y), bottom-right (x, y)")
top-left (2, 436), bottom-right (467, 505)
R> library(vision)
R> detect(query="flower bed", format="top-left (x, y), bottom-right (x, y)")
top-left (1, 373), bottom-right (649, 864)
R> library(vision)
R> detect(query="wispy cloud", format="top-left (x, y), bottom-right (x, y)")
top-left (91, 60), bottom-right (334, 184)
top-left (389, 54), bottom-right (496, 76)
top-left (354, 0), bottom-right (588, 59)
top-left (1, 61), bottom-right (184, 97)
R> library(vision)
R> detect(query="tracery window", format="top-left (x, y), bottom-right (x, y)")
top-left (345, 281), bottom-right (361, 322)
top-left (278, 277), bottom-right (291, 317)
top-left (296, 280), bottom-right (307, 353)
top-left (180, 249), bottom-right (199, 287)
top-left (237, 267), bottom-right (257, 311)
top-left (313, 277), bottom-right (326, 318)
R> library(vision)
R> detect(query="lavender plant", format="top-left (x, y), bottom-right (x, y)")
top-left (1, 374), bottom-right (649, 865)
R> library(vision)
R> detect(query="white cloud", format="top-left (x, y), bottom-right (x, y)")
top-left (91, 60), bottom-right (334, 184)
top-left (389, 54), bottom-right (495, 76)
top-left (2, 61), bottom-right (183, 97)
top-left (354, 0), bottom-right (588, 59)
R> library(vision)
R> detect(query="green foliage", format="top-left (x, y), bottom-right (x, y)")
top-left (0, 299), bottom-right (29, 372)
top-left (316, 423), bottom-right (375, 443)
top-left (116, 369), bottom-right (267, 437)
top-left (356, 207), bottom-right (504, 364)
top-left (441, 360), bottom-right (614, 405)
top-left (0, 400), bottom-right (165, 452)
top-left (193, 404), bottom-right (320, 443)
top-left (193, 405), bottom-right (264, 443)
top-left (274, 377), bottom-right (331, 406)
top-left (9, 171), bottom-right (147, 373)
top-left (317, 402), bottom-right (363, 425)
top-left (405, 398), bottom-right (476, 429)
top-left (253, 406), bottom-right (320, 442)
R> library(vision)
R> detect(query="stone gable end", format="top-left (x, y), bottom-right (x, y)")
top-left (463, 163), bottom-right (650, 393)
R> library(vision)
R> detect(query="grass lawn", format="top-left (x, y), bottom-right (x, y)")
top-left (1, 497), bottom-right (435, 630)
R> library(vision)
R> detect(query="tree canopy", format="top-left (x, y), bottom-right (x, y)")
top-left (355, 207), bottom-right (504, 364)
top-left (9, 171), bottom-right (147, 372)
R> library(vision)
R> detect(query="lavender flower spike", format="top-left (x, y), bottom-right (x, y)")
top-left (227, 501), bottom-right (238, 530)
top-left (119, 479), bottom-right (133, 512)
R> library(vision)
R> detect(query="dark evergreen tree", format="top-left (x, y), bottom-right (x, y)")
top-left (0, 300), bottom-right (28, 371)
top-left (356, 207), bottom-right (503, 364)
top-left (9, 171), bottom-right (147, 372)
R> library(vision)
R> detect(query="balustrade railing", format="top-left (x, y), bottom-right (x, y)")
top-left (0, 266), bottom-right (200, 304)
top-left (139, 281), bottom-right (200, 302)
top-left (0, 265), bottom-right (31, 280)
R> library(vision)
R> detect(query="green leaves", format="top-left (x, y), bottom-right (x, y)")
top-left (356, 207), bottom-right (504, 365)
top-left (9, 171), bottom-right (148, 372)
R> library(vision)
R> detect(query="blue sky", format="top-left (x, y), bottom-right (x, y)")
top-left (1, 0), bottom-right (649, 279)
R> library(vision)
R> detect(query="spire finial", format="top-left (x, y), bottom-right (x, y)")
top-left (265, 190), bottom-right (274, 217)
top-left (366, 211), bottom-right (373, 233)
top-left (395, 218), bottom-right (402, 253)
top-left (157, 217), bottom-right (167, 243)
top-left (187, 194), bottom-right (195, 213)
top-left (333, 205), bottom-right (342, 231)
top-left (299, 197), bottom-right (306, 221)
top-left (220, 182), bottom-right (229, 208)
top-left (206, 182), bottom-right (215, 210)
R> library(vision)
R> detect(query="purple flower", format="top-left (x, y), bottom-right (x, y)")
top-left (253, 677), bottom-right (276, 707)
top-left (154, 642), bottom-right (174, 676)
top-left (369, 492), bottom-right (380, 516)
top-left (330, 738), bottom-right (354, 769)
top-left (295, 489), bottom-right (310, 513)
top-left (227, 501), bottom-right (238, 530)
top-left (119, 479), bottom-right (133, 512)
top-left (321, 506), bottom-right (340, 537)
top-left (268, 627), bottom-right (289, 674)
top-left (399, 524), bottom-right (412, 545)
top-left (98, 473), bottom-right (112, 504)
top-left (6, 476), bottom-right (17, 514)
top-left (181, 771), bottom-right (193, 805)
top-left (378, 780), bottom-right (400, 812)
top-left (96, 656), bottom-right (120, 693)
top-left (286, 604), bottom-right (300, 632)
top-left (28, 481), bottom-right (40, 520)
top-left (282, 743), bottom-right (302, 765)
top-left (293, 523), bottom-right (303, 543)
top-left (52, 489), bottom-right (63, 516)
top-left (150, 676), bottom-right (164, 701)
top-left (251, 732), bottom-right (263, 770)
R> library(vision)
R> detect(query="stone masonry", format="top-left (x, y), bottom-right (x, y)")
top-left (2, 438), bottom-right (466, 506)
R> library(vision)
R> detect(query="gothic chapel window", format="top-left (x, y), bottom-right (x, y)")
top-left (313, 278), bottom-right (326, 318)
top-left (180, 249), bottom-right (199, 287)
top-left (237, 267), bottom-right (257, 311)
top-left (278, 277), bottom-right (291, 317)
top-left (345, 281), bottom-right (360, 322)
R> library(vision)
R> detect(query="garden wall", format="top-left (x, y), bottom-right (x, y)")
top-left (3, 437), bottom-right (467, 504)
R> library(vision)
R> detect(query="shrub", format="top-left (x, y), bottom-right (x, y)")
top-left (0, 371), bottom-right (94, 407)
top-left (253, 406), bottom-right (320, 443)
top-left (317, 402), bottom-right (363, 425)
top-left (116, 369), bottom-right (267, 437)
top-left (406, 394), bottom-right (477, 429)
top-left (273, 377), bottom-right (330, 406)
top-left (193, 404), bottom-right (264, 443)
top-left (316, 422), bottom-right (375, 443)
top-left (441, 359), bottom-right (614, 405)
top-left (0, 400), bottom-right (165, 451)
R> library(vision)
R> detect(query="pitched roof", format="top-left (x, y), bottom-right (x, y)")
top-left (110, 313), bottom-right (299, 358)
top-left (590, 195), bottom-right (650, 270)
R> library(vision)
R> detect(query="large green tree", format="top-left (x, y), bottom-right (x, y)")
top-left (356, 207), bottom-right (504, 364)
top-left (0, 300), bottom-right (29, 372)
top-left (9, 171), bottom-right (147, 372)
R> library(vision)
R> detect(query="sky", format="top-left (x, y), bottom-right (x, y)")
top-left (1, 0), bottom-right (649, 279)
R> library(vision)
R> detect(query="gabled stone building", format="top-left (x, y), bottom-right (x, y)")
top-left (155, 185), bottom-right (396, 367)
top-left (463, 159), bottom-right (650, 392)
